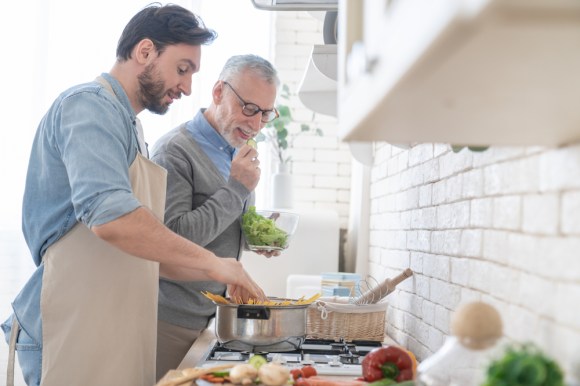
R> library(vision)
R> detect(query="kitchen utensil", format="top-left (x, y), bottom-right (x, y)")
top-left (214, 300), bottom-right (309, 352)
top-left (353, 268), bottom-right (413, 305)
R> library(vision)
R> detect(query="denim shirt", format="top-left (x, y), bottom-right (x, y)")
top-left (186, 109), bottom-right (237, 180)
top-left (2, 73), bottom-right (144, 373)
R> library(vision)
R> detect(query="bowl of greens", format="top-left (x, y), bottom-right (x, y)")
top-left (242, 206), bottom-right (299, 252)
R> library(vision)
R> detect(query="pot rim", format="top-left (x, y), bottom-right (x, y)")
top-left (215, 302), bottom-right (310, 310)
top-left (213, 297), bottom-right (313, 310)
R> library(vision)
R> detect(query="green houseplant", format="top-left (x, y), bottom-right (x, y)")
top-left (256, 84), bottom-right (323, 166)
top-left (451, 145), bottom-right (489, 153)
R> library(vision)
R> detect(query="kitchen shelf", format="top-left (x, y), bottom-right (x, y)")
top-left (337, 0), bottom-right (580, 146)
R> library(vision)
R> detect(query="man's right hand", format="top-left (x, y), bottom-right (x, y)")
top-left (209, 258), bottom-right (266, 302)
top-left (230, 144), bottom-right (260, 191)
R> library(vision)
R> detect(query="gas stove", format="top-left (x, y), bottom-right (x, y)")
top-left (198, 338), bottom-right (382, 376)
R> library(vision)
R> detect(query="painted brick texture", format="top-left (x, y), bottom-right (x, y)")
top-left (370, 143), bottom-right (580, 381)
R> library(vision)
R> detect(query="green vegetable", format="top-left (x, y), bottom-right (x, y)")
top-left (367, 378), bottom-right (397, 386)
top-left (247, 138), bottom-right (257, 149)
top-left (368, 380), bottom-right (414, 386)
top-left (242, 206), bottom-right (288, 248)
top-left (483, 343), bottom-right (564, 386)
top-left (248, 354), bottom-right (268, 369)
top-left (211, 371), bottom-right (230, 377)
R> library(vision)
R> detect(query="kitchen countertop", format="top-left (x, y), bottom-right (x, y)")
top-left (177, 322), bottom-right (220, 370)
top-left (156, 321), bottom-right (399, 385)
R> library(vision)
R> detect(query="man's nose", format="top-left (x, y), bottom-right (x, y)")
top-left (179, 75), bottom-right (192, 96)
top-left (249, 113), bottom-right (264, 131)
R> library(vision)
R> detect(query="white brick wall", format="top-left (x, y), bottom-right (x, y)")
top-left (269, 10), bottom-right (580, 383)
top-left (369, 142), bottom-right (580, 382)
top-left (272, 11), bottom-right (352, 228)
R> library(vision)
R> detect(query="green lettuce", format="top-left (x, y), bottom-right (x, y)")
top-left (242, 206), bottom-right (288, 248)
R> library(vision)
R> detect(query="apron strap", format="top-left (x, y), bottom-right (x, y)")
top-left (6, 316), bottom-right (19, 386)
top-left (95, 75), bottom-right (148, 157)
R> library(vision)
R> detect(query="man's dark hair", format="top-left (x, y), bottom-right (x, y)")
top-left (116, 2), bottom-right (217, 61)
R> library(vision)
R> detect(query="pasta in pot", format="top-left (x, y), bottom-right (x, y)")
top-left (201, 291), bottom-right (321, 306)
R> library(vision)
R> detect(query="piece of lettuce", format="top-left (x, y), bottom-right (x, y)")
top-left (242, 206), bottom-right (288, 248)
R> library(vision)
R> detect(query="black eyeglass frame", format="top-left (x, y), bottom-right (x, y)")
top-left (222, 81), bottom-right (279, 123)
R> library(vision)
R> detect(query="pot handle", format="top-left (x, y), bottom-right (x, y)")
top-left (237, 305), bottom-right (271, 320)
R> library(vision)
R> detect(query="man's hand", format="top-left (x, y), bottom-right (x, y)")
top-left (231, 144), bottom-right (260, 191)
top-left (209, 258), bottom-right (266, 302)
top-left (227, 283), bottom-right (265, 304)
top-left (253, 249), bottom-right (281, 258)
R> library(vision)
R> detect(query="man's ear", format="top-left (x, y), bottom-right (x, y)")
top-left (212, 81), bottom-right (224, 104)
top-left (134, 39), bottom-right (156, 65)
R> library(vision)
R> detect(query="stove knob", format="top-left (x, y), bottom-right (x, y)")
top-left (329, 356), bottom-right (343, 367)
top-left (300, 353), bottom-right (314, 366)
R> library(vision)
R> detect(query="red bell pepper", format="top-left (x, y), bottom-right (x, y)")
top-left (361, 346), bottom-right (414, 382)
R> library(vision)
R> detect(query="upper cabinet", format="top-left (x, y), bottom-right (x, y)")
top-left (337, 0), bottom-right (580, 146)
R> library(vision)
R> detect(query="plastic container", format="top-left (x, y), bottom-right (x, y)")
top-left (417, 336), bottom-right (504, 386)
top-left (320, 272), bottom-right (361, 297)
top-left (417, 301), bottom-right (504, 386)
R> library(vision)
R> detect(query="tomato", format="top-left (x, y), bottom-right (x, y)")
top-left (290, 369), bottom-right (304, 380)
top-left (301, 366), bottom-right (318, 378)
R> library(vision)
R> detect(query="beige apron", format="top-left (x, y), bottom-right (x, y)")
top-left (39, 77), bottom-right (167, 385)
top-left (40, 153), bottom-right (166, 386)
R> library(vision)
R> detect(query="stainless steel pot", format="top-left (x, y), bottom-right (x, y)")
top-left (214, 301), bottom-right (308, 352)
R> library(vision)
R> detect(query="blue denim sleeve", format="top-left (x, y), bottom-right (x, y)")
top-left (56, 90), bottom-right (142, 227)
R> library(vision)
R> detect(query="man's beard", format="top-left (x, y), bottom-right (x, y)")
top-left (214, 108), bottom-right (243, 149)
top-left (137, 63), bottom-right (169, 115)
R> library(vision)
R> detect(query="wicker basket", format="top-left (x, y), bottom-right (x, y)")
top-left (306, 298), bottom-right (387, 342)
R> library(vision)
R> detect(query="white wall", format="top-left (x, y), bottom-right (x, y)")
top-left (271, 11), bottom-right (352, 229)
top-left (368, 143), bottom-right (580, 383)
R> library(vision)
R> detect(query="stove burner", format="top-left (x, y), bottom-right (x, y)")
top-left (252, 352), bottom-right (269, 357)
top-left (330, 342), bottom-right (356, 353)
top-left (240, 351), bottom-right (269, 360)
top-left (339, 353), bottom-right (360, 364)
top-left (206, 338), bottom-right (382, 366)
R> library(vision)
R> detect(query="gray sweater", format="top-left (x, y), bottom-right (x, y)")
top-left (151, 116), bottom-right (253, 330)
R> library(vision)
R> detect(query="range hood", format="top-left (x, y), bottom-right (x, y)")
top-left (251, 0), bottom-right (337, 11)
top-left (297, 44), bottom-right (337, 117)
top-left (297, 44), bottom-right (374, 166)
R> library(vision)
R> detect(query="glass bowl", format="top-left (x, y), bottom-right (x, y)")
top-left (242, 208), bottom-right (300, 252)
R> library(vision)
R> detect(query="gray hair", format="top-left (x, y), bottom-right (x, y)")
top-left (218, 54), bottom-right (279, 86)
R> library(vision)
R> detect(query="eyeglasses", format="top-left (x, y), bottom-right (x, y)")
top-left (223, 81), bottom-right (279, 123)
